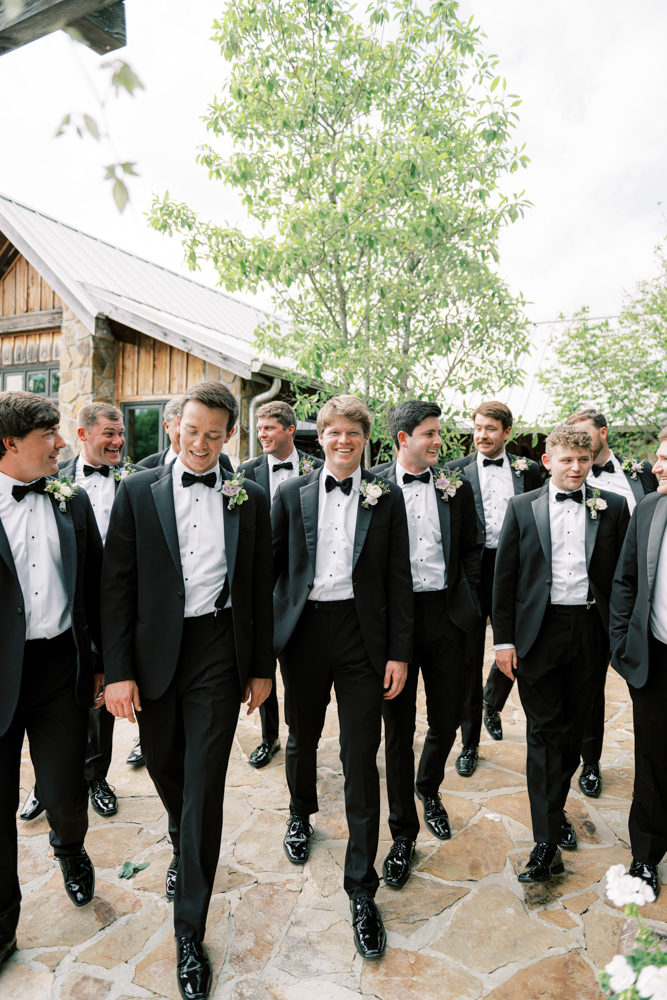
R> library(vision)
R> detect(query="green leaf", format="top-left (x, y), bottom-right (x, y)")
top-left (490, 75), bottom-right (500, 92)
top-left (56, 114), bottom-right (70, 137)
top-left (112, 178), bottom-right (129, 213)
top-left (84, 114), bottom-right (100, 140)
top-left (120, 161), bottom-right (139, 176)
top-left (104, 60), bottom-right (144, 96)
top-left (118, 860), bottom-right (149, 879)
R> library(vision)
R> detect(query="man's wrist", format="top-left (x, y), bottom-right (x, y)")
top-left (494, 643), bottom-right (516, 652)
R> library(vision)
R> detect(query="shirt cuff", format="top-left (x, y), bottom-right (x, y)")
top-left (494, 643), bottom-right (516, 651)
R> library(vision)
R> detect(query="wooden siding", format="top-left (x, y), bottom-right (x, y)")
top-left (114, 336), bottom-right (226, 402)
top-left (1, 253), bottom-right (61, 316)
top-left (0, 330), bottom-right (61, 366)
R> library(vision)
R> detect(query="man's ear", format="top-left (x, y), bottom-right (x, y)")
top-left (542, 453), bottom-right (551, 472)
top-left (77, 426), bottom-right (86, 443)
top-left (224, 424), bottom-right (236, 445)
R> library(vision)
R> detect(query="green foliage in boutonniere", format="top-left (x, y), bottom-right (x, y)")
top-left (621, 457), bottom-right (645, 480)
top-left (359, 476), bottom-right (390, 508)
top-left (113, 457), bottom-right (138, 482)
top-left (434, 467), bottom-right (463, 501)
top-left (510, 455), bottom-right (530, 477)
top-left (298, 456), bottom-right (316, 475)
top-left (219, 469), bottom-right (249, 510)
top-left (46, 475), bottom-right (79, 512)
top-left (586, 487), bottom-right (608, 520)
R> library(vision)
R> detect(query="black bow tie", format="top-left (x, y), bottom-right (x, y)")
top-left (592, 460), bottom-right (615, 477)
top-left (83, 464), bottom-right (110, 478)
top-left (403, 471), bottom-right (430, 485)
top-left (271, 461), bottom-right (294, 473)
top-left (12, 478), bottom-right (47, 503)
top-left (483, 457), bottom-right (504, 468)
top-left (182, 471), bottom-right (217, 489)
top-left (325, 475), bottom-right (353, 496)
top-left (555, 489), bottom-right (583, 504)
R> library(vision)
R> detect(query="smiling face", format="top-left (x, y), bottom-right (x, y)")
top-left (257, 416), bottom-right (295, 461)
top-left (397, 415), bottom-right (442, 473)
top-left (79, 417), bottom-right (126, 467)
top-left (543, 444), bottom-right (592, 493)
top-left (653, 439), bottom-right (667, 494)
top-left (178, 400), bottom-right (234, 474)
top-left (0, 424), bottom-right (66, 482)
top-left (473, 414), bottom-right (511, 459)
top-left (319, 416), bottom-right (367, 480)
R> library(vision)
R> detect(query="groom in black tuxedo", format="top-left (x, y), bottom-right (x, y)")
top-left (103, 381), bottom-right (273, 1000)
top-left (493, 425), bottom-right (629, 883)
top-left (0, 391), bottom-right (103, 966)
top-left (370, 401), bottom-right (481, 888)
top-left (272, 395), bottom-right (412, 958)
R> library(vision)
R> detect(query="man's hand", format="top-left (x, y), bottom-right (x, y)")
top-left (496, 648), bottom-right (518, 680)
top-left (105, 680), bottom-right (142, 723)
top-left (243, 678), bottom-right (273, 715)
top-left (383, 660), bottom-right (408, 700)
top-left (93, 672), bottom-right (105, 708)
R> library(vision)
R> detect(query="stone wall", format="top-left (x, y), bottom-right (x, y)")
top-left (58, 308), bottom-right (116, 456)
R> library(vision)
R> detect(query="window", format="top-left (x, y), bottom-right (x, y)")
top-left (3, 365), bottom-right (60, 396)
top-left (122, 402), bottom-right (168, 463)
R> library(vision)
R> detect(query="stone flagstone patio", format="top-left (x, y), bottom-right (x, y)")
top-left (2, 630), bottom-right (659, 1000)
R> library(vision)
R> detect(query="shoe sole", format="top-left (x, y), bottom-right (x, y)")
top-left (19, 808), bottom-right (45, 822)
top-left (518, 862), bottom-right (565, 883)
top-left (455, 766), bottom-right (477, 777)
top-left (126, 757), bottom-right (145, 766)
top-left (559, 841), bottom-right (577, 850)
top-left (283, 842), bottom-right (309, 866)
top-left (63, 867), bottom-right (95, 907)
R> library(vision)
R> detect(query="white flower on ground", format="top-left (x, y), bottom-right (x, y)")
top-left (365, 483), bottom-right (383, 499)
top-left (604, 954), bottom-right (636, 993)
top-left (606, 864), bottom-right (656, 907)
top-left (637, 965), bottom-right (667, 999)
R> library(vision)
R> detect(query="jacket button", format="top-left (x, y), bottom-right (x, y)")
top-left (177, 592), bottom-right (184, 599)
top-left (17, 607), bottom-right (23, 615)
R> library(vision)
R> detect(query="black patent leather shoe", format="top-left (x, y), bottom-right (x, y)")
top-left (382, 838), bottom-right (415, 889)
top-left (19, 786), bottom-right (44, 822)
top-left (483, 701), bottom-right (503, 741)
top-left (350, 897), bottom-right (386, 958)
top-left (59, 848), bottom-right (95, 906)
top-left (578, 762), bottom-right (602, 798)
top-left (559, 812), bottom-right (577, 850)
top-left (415, 786), bottom-right (451, 840)
top-left (629, 859), bottom-right (660, 898)
top-left (284, 812), bottom-right (313, 865)
top-left (518, 843), bottom-right (564, 883)
top-left (89, 778), bottom-right (118, 817)
top-left (0, 936), bottom-right (16, 965)
top-left (126, 738), bottom-right (145, 766)
top-left (176, 936), bottom-right (212, 1000)
top-left (455, 744), bottom-right (478, 777)
top-left (166, 854), bottom-right (180, 899)
top-left (248, 738), bottom-right (281, 769)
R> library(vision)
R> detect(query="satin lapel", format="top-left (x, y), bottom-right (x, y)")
top-left (353, 470), bottom-right (374, 571)
top-left (256, 458), bottom-right (270, 499)
top-left (221, 470), bottom-right (240, 586)
top-left (50, 493), bottom-right (77, 602)
top-left (465, 458), bottom-right (486, 530)
top-left (626, 470), bottom-right (644, 504)
top-left (300, 468), bottom-right (322, 574)
top-left (435, 468), bottom-right (451, 569)
top-left (58, 456), bottom-right (78, 479)
top-left (0, 515), bottom-right (18, 582)
top-left (150, 466), bottom-right (182, 578)
top-left (647, 497), bottom-right (667, 593)
top-left (531, 486), bottom-right (552, 570)
top-left (584, 485), bottom-right (600, 571)
top-left (383, 462), bottom-right (397, 484)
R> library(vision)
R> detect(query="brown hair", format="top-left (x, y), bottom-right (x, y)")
top-left (180, 381), bottom-right (239, 432)
top-left (77, 401), bottom-right (123, 431)
top-left (0, 391), bottom-right (60, 458)
top-left (565, 408), bottom-right (607, 430)
top-left (163, 397), bottom-right (182, 424)
top-left (316, 395), bottom-right (371, 438)
top-left (256, 400), bottom-right (297, 430)
top-left (471, 400), bottom-right (513, 431)
top-left (658, 426), bottom-right (667, 442)
top-left (545, 425), bottom-right (592, 455)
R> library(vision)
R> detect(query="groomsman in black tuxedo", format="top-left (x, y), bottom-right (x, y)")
top-left (370, 401), bottom-right (481, 888)
top-left (493, 426), bottom-right (629, 883)
top-left (137, 396), bottom-right (234, 474)
top-left (445, 402), bottom-right (541, 774)
top-left (102, 381), bottom-right (273, 1000)
top-left (0, 391), bottom-right (103, 965)
top-left (20, 402), bottom-right (141, 824)
top-left (239, 400), bottom-right (322, 769)
top-left (609, 426), bottom-right (667, 899)
top-left (566, 408), bottom-right (657, 799)
top-left (272, 395), bottom-right (412, 958)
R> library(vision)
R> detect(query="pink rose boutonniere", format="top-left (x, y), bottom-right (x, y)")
top-left (621, 458), bottom-right (644, 480)
top-left (298, 456), bottom-right (316, 476)
top-left (434, 468), bottom-right (463, 502)
top-left (510, 455), bottom-right (529, 477)
top-left (586, 488), bottom-right (608, 520)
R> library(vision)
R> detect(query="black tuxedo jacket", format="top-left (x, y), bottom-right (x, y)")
top-left (445, 452), bottom-right (543, 547)
top-left (492, 483), bottom-right (630, 658)
top-left (369, 461), bottom-right (482, 634)
top-left (101, 464), bottom-right (274, 699)
top-left (616, 460), bottom-right (658, 503)
top-left (239, 450), bottom-right (324, 504)
top-left (610, 491), bottom-right (667, 689)
top-left (58, 455), bottom-right (142, 490)
top-left (271, 466), bottom-right (413, 672)
top-left (136, 447), bottom-right (234, 473)
top-left (0, 485), bottom-right (103, 737)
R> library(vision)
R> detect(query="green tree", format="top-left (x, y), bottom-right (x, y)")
top-left (149, 0), bottom-right (530, 446)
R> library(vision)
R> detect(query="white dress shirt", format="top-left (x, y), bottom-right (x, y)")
top-left (171, 457), bottom-right (230, 617)
top-left (268, 447), bottom-right (300, 503)
top-left (477, 450), bottom-right (515, 549)
top-left (310, 465), bottom-right (362, 602)
top-left (396, 463), bottom-right (446, 592)
top-left (549, 480), bottom-right (589, 605)
top-left (0, 470), bottom-right (71, 639)
top-left (74, 454), bottom-right (116, 543)
top-left (650, 523), bottom-right (667, 643)
top-left (165, 446), bottom-right (179, 465)
top-left (587, 450), bottom-right (636, 514)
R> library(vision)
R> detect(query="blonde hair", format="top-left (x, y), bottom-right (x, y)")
top-left (316, 395), bottom-right (371, 438)
top-left (545, 425), bottom-right (592, 455)
top-left (77, 402), bottom-right (122, 430)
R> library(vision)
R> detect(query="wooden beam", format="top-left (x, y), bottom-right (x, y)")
top-left (68, 0), bottom-right (125, 53)
top-left (0, 240), bottom-right (18, 282)
top-left (0, 0), bottom-right (119, 56)
top-left (0, 309), bottom-right (63, 334)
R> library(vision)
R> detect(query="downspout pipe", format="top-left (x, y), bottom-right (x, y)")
top-left (248, 377), bottom-right (282, 459)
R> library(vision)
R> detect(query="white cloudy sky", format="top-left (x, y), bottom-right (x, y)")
top-left (1, 0), bottom-right (666, 328)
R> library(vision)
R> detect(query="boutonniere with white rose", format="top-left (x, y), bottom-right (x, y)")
top-left (586, 488), bottom-right (608, 520)
top-left (510, 455), bottom-right (529, 477)
top-left (359, 476), bottom-right (390, 508)
top-left (113, 457), bottom-right (138, 482)
top-left (46, 475), bottom-right (79, 512)
top-left (434, 467), bottom-right (463, 502)
top-left (298, 456), bottom-right (316, 476)
top-left (219, 470), bottom-right (249, 510)
top-left (621, 457), bottom-right (644, 480)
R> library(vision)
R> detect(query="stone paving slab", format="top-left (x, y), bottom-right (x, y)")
top-left (1, 632), bottom-right (655, 998)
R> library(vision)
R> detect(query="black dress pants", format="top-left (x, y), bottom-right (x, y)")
top-left (259, 678), bottom-right (280, 745)
top-left (629, 635), bottom-right (667, 865)
top-left (383, 590), bottom-right (465, 841)
top-left (85, 672), bottom-right (115, 781)
top-left (0, 630), bottom-right (89, 944)
top-left (517, 604), bottom-right (608, 844)
top-left (138, 611), bottom-right (241, 940)
top-left (461, 547), bottom-right (497, 747)
top-left (281, 600), bottom-right (383, 899)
